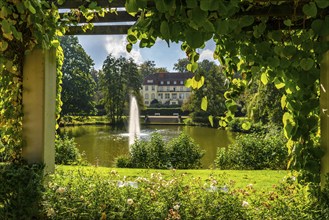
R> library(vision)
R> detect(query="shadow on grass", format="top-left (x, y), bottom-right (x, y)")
top-left (0, 162), bottom-right (44, 219)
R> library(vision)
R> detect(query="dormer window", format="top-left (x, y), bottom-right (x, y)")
top-left (147, 80), bottom-right (153, 83)
top-left (167, 81), bottom-right (170, 85)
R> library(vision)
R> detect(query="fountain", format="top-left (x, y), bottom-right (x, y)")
top-left (128, 96), bottom-right (140, 147)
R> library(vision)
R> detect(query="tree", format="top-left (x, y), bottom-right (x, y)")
top-left (100, 54), bottom-right (142, 124)
top-left (154, 67), bottom-right (168, 72)
top-left (173, 58), bottom-right (189, 72)
top-left (60, 36), bottom-right (96, 116)
top-left (139, 60), bottom-right (156, 77)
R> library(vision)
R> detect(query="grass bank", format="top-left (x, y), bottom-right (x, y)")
top-left (57, 165), bottom-right (289, 191)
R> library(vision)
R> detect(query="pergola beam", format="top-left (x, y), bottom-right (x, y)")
top-left (60, 11), bottom-right (137, 23)
top-left (66, 25), bottom-right (131, 35)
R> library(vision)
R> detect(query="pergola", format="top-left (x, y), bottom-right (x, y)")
top-left (22, 0), bottom-right (329, 183)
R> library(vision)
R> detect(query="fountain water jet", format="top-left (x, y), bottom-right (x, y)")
top-left (128, 96), bottom-right (140, 148)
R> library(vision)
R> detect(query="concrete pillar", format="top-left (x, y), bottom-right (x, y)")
top-left (321, 36), bottom-right (329, 187)
top-left (22, 49), bottom-right (56, 173)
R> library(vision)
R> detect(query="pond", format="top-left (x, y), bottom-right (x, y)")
top-left (61, 125), bottom-right (235, 168)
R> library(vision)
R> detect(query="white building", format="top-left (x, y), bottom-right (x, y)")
top-left (142, 72), bottom-right (193, 106)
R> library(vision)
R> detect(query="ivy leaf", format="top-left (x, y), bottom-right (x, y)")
top-left (242, 122), bottom-right (251, 130)
top-left (186, 0), bottom-right (197, 8)
top-left (0, 40), bottom-right (8, 51)
top-left (155, 0), bottom-right (167, 13)
top-left (200, 0), bottom-right (218, 11)
top-left (191, 6), bottom-right (207, 26)
top-left (303, 2), bottom-right (317, 17)
top-left (125, 0), bottom-right (138, 15)
top-left (185, 78), bottom-right (193, 88)
top-left (315, 0), bottom-right (329, 9)
top-left (215, 20), bottom-right (229, 35)
top-left (160, 20), bottom-right (170, 39)
top-left (185, 28), bottom-right (204, 48)
top-left (24, 1), bottom-right (36, 14)
top-left (201, 96), bottom-right (208, 111)
top-left (126, 43), bottom-right (132, 53)
top-left (219, 120), bottom-right (227, 127)
top-left (192, 76), bottom-right (204, 89)
top-left (240, 16), bottom-right (254, 27)
top-left (208, 115), bottom-right (214, 127)
top-left (1, 19), bottom-right (11, 34)
top-left (225, 99), bottom-right (237, 112)
top-left (283, 19), bottom-right (292, 27)
top-left (187, 62), bottom-right (198, 73)
top-left (300, 58), bottom-right (314, 71)
top-left (281, 94), bottom-right (287, 109)
top-left (261, 72), bottom-right (268, 85)
top-left (274, 78), bottom-right (285, 89)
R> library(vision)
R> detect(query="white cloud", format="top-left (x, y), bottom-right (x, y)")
top-left (199, 49), bottom-right (214, 61)
top-left (105, 36), bottom-right (144, 64)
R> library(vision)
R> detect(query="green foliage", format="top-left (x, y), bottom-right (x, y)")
top-left (167, 133), bottom-right (204, 169)
top-left (60, 36), bottom-right (96, 116)
top-left (117, 132), bottom-right (204, 169)
top-left (100, 54), bottom-right (142, 124)
top-left (0, 163), bottom-right (44, 219)
top-left (216, 128), bottom-right (288, 170)
top-left (42, 168), bottom-right (248, 219)
top-left (55, 135), bottom-right (87, 165)
top-left (141, 107), bottom-right (189, 116)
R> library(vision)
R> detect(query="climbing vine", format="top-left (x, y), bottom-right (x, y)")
top-left (125, 0), bottom-right (329, 181)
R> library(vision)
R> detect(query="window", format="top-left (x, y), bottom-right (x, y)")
top-left (167, 81), bottom-right (170, 85)
top-left (160, 81), bottom-right (164, 85)
top-left (165, 93), bottom-right (170, 99)
top-left (145, 86), bottom-right (148, 91)
top-left (151, 93), bottom-right (155, 99)
top-left (172, 101), bottom-right (177, 105)
top-left (180, 80), bottom-right (184, 85)
top-left (147, 80), bottom-right (153, 83)
top-left (167, 86), bottom-right (170, 91)
top-left (180, 86), bottom-right (184, 91)
top-left (172, 93), bottom-right (177, 99)
top-left (152, 85), bottom-right (155, 91)
top-left (174, 81), bottom-right (177, 84)
top-left (145, 101), bottom-right (149, 105)
top-left (179, 93), bottom-right (184, 99)
top-left (158, 93), bottom-right (163, 99)
top-left (145, 94), bottom-right (149, 99)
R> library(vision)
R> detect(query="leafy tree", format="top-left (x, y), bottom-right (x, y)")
top-left (100, 54), bottom-right (142, 124)
top-left (154, 67), bottom-right (168, 72)
top-left (183, 60), bottom-right (227, 123)
top-left (139, 60), bottom-right (156, 77)
top-left (60, 36), bottom-right (96, 116)
top-left (173, 58), bottom-right (189, 72)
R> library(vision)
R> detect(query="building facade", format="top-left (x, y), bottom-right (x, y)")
top-left (142, 72), bottom-right (193, 106)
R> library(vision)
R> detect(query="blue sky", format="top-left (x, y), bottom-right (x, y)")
top-left (77, 35), bottom-right (219, 71)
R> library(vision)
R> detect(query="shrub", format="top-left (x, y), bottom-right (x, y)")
top-left (117, 132), bottom-right (204, 169)
top-left (215, 129), bottom-right (288, 170)
top-left (55, 135), bottom-right (87, 165)
top-left (0, 163), bottom-right (44, 219)
top-left (167, 133), bottom-right (204, 169)
top-left (42, 169), bottom-right (249, 219)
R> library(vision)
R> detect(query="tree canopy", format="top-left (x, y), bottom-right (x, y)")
top-left (60, 36), bottom-right (96, 116)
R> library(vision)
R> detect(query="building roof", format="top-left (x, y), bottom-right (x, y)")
top-left (143, 72), bottom-right (193, 86)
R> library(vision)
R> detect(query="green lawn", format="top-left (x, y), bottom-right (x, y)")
top-left (57, 165), bottom-right (290, 191)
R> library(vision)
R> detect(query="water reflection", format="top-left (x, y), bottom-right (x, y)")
top-left (60, 125), bottom-right (235, 168)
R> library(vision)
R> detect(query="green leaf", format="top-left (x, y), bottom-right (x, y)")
top-left (185, 78), bottom-right (193, 88)
top-left (187, 62), bottom-right (198, 73)
top-left (185, 28), bottom-right (204, 48)
top-left (24, 1), bottom-right (36, 14)
top-left (219, 120), bottom-right (227, 127)
top-left (0, 40), bottom-right (8, 51)
top-left (126, 43), bottom-right (132, 53)
top-left (201, 96), bottom-right (208, 111)
top-left (283, 19), bottom-right (292, 27)
top-left (300, 58), bottom-right (314, 71)
top-left (281, 94), bottom-right (287, 109)
top-left (127, 33), bottom-right (137, 44)
top-left (160, 20), bottom-right (170, 39)
top-left (315, 0), bottom-right (329, 9)
top-left (155, 0), bottom-right (167, 13)
top-left (208, 115), bottom-right (214, 127)
top-left (240, 16), bottom-right (254, 27)
top-left (242, 122), bottom-right (251, 130)
top-left (261, 72), bottom-right (268, 85)
top-left (125, 0), bottom-right (138, 14)
top-left (1, 19), bottom-right (11, 34)
top-left (303, 2), bottom-right (317, 17)
top-left (225, 99), bottom-right (237, 112)
top-left (186, 0), bottom-right (197, 8)
top-left (215, 20), bottom-right (229, 35)
top-left (191, 76), bottom-right (204, 89)
top-left (191, 7), bottom-right (207, 26)
top-left (274, 78), bottom-right (285, 89)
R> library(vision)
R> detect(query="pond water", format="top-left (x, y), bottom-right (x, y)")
top-left (61, 125), bottom-right (235, 168)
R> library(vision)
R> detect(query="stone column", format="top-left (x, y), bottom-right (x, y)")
top-left (321, 36), bottom-right (329, 187)
top-left (22, 49), bottom-right (56, 173)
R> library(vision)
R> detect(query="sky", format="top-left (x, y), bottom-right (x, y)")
top-left (77, 35), bottom-right (219, 71)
